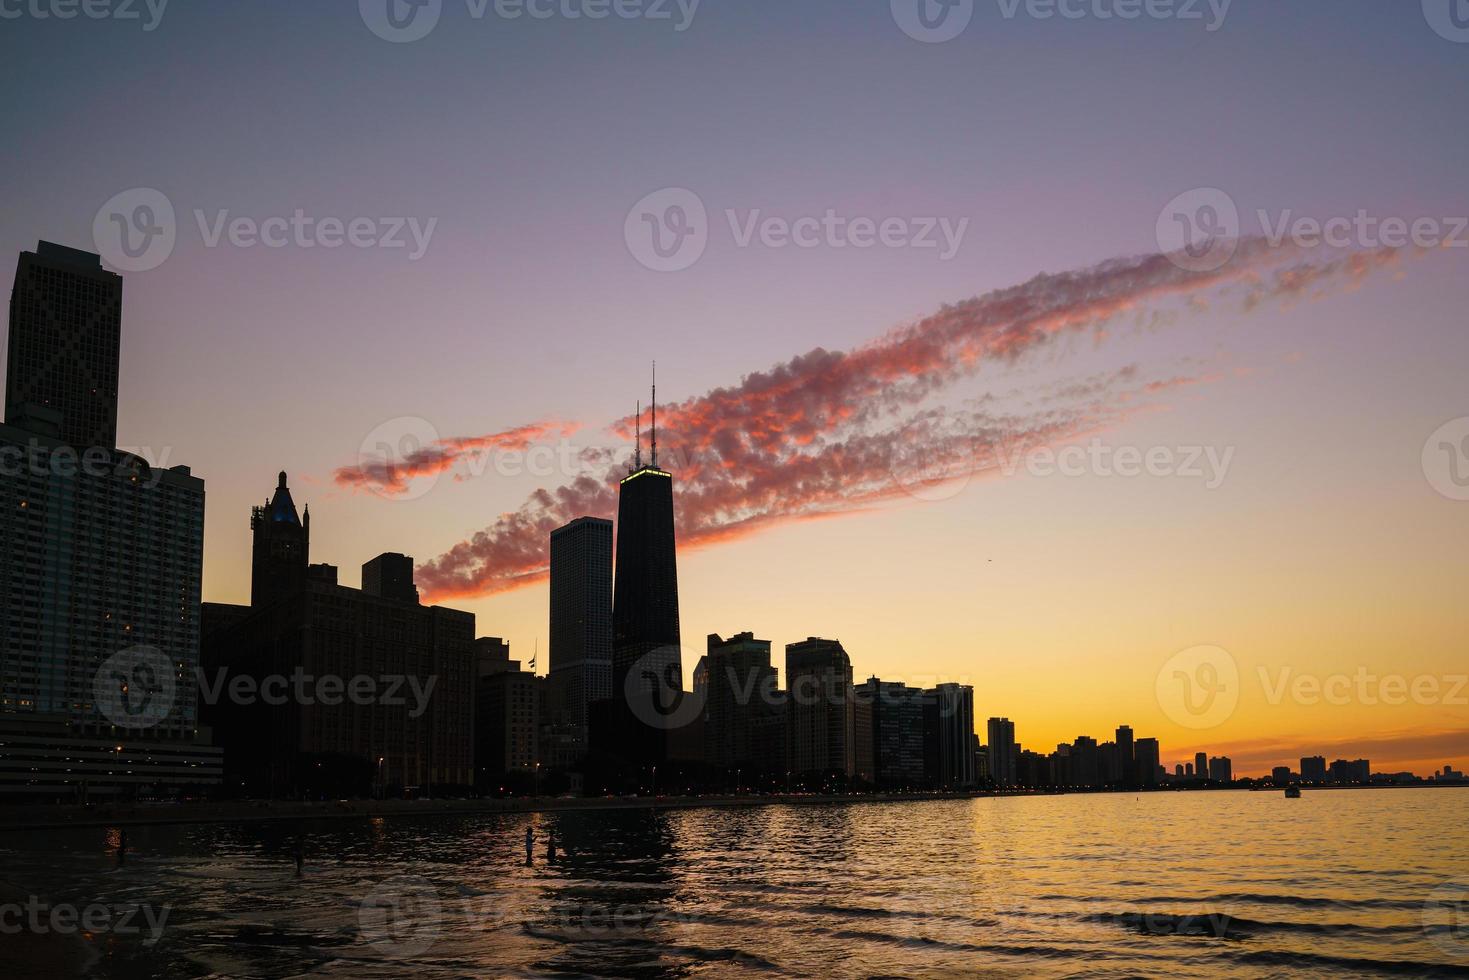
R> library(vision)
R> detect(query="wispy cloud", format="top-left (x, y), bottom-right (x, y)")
top-left (401, 241), bottom-right (1408, 600)
top-left (334, 420), bottom-right (580, 496)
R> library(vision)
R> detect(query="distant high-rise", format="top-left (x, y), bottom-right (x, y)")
top-left (929, 683), bottom-right (976, 789)
top-left (547, 517), bottom-right (614, 756)
top-left (1070, 735), bottom-right (1101, 788)
top-left (1194, 751), bottom-right (1209, 781)
top-left (1, 243), bottom-right (218, 798)
top-left (1300, 755), bottom-right (1328, 783)
top-left (1136, 737), bottom-right (1162, 786)
top-left (1115, 725), bottom-right (1135, 785)
top-left (362, 552), bottom-right (420, 604)
top-left (786, 638), bottom-right (855, 779)
top-left (856, 678), bottom-right (927, 787)
top-left (1208, 756), bottom-right (1233, 783)
top-left (1328, 758), bottom-right (1370, 784)
top-left (5, 242), bottom-right (121, 449)
top-left (475, 638), bottom-right (540, 779)
top-left (704, 632), bottom-right (779, 773)
top-left (612, 386), bottom-right (682, 765)
top-left (987, 717), bottom-right (1018, 786)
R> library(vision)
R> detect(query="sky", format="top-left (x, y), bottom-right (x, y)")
top-left (2, 0), bottom-right (1467, 776)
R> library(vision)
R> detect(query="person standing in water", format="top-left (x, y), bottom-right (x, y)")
top-left (546, 831), bottom-right (557, 865)
top-left (524, 826), bottom-right (534, 865)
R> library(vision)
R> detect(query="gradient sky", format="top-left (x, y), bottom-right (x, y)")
top-left (2, 1), bottom-right (1466, 776)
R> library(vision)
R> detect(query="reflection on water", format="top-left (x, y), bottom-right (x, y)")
top-left (4, 789), bottom-right (1469, 978)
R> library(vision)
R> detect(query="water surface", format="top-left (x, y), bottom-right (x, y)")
top-left (5, 788), bottom-right (1468, 977)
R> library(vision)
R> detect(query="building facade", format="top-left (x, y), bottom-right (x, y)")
top-left (0, 243), bottom-right (217, 799)
top-left (611, 458), bottom-right (681, 766)
top-left (5, 242), bottom-right (121, 450)
top-left (786, 637), bottom-right (854, 779)
top-left (928, 683), bottom-right (976, 789)
top-left (987, 717), bottom-right (1018, 787)
top-left (545, 517), bottom-right (613, 766)
top-left (475, 638), bottom-right (541, 781)
top-left (1136, 737), bottom-right (1162, 786)
top-left (703, 632), bottom-right (781, 774)
top-left (856, 678), bottom-right (927, 787)
top-left (202, 475), bottom-right (476, 796)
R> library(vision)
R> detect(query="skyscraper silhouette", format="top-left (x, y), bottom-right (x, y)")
top-left (612, 378), bottom-right (682, 765)
top-left (0, 242), bottom-right (219, 798)
top-left (786, 638), bottom-right (855, 779)
top-left (546, 516), bottom-right (613, 765)
top-left (5, 242), bottom-right (121, 449)
top-left (987, 717), bottom-right (1018, 787)
top-left (251, 472), bottom-right (310, 608)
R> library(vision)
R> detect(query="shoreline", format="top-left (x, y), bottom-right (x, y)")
top-left (1, 783), bottom-right (1460, 831)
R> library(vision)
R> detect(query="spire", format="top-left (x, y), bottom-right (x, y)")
top-left (635, 400), bottom-right (642, 471)
top-left (278, 471), bottom-right (288, 489)
top-left (651, 360), bottom-right (658, 469)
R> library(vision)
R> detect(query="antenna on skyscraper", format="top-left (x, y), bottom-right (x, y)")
top-left (635, 399), bottom-right (642, 471)
top-left (651, 360), bottom-right (658, 469)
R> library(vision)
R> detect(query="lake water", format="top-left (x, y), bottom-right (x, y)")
top-left (5, 788), bottom-right (1469, 977)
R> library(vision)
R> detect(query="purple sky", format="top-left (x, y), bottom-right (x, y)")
top-left (2, 0), bottom-right (1467, 773)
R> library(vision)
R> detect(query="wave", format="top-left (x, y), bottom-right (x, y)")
top-left (1230, 948), bottom-right (1469, 976)
top-left (1035, 891), bottom-right (1425, 912)
top-left (520, 923), bottom-right (783, 971)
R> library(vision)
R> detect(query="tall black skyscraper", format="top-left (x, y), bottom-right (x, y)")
top-left (6, 242), bottom-right (122, 449)
top-left (546, 516), bottom-right (613, 764)
top-left (612, 382), bottom-right (682, 764)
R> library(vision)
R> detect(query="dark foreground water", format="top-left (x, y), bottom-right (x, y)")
top-left (4, 788), bottom-right (1468, 978)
